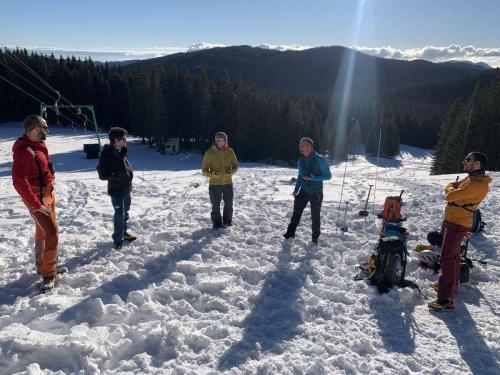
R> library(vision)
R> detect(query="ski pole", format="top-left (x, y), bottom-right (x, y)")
top-left (359, 184), bottom-right (373, 217)
top-left (341, 200), bottom-right (349, 232)
top-left (398, 189), bottom-right (404, 201)
top-left (336, 153), bottom-right (349, 229)
top-left (468, 241), bottom-right (488, 264)
top-left (372, 107), bottom-right (383, 211)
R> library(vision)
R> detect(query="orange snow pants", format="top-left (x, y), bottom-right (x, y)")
top-left (26, 185), bottom-right (59, 277)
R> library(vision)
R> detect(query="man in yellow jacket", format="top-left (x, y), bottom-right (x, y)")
top-left (428, 152), bottom-right (492, 310)
top-left (202, 132), bottom-right (238, 229)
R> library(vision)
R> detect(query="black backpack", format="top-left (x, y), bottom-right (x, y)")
top-left (471, 209), bottom-right (486, 233)
top-left (368, 237), bottom-right (408, 293)
top-left (96, 161), bottom-right (109, 180)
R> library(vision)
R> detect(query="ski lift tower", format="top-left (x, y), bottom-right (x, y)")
top-left (40, 103), bottom-right (103, 151)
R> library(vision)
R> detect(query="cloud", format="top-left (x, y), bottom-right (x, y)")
top-left (255, 43), bottom-right (312, 52)
top-left (1, 42), bottom-right (314, 61)
top-left (0, 45), bottom-right (185, 61)
top-left (2, 43), bottom-right (499, 67)
top-left (353, 45), bottom-right (500, 68)
top-left (187, 42), bottom-right (227, 52)
top-left (187, 42), bottom-right (312, 52)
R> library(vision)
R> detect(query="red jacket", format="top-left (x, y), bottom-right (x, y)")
top-left (12, 135), bottom-right (55, 210)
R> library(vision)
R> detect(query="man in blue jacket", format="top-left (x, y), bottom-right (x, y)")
top-left (283, 137), bottom-right (332, 244)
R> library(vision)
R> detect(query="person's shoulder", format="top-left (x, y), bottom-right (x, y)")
top-left (470, 174), bottom-right (492, 183)
top-left (12, 135), bottom-right (30, 153)
top-left (477, 175), bottom-right (493, 185)
top-left (100, 144), bottom-right (116, 157)
top-left (207, 144), bottom-right (221, 153)
top-left (101, 144), bottom-right (111, 153)
top-left (313, 151), bottom-right (327, 161)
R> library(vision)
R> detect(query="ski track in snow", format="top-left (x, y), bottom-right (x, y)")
top-left (0, 124), bottom-right (499, 374)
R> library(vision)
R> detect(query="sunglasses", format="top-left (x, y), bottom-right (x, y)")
top-left (463, 157), bottom-right (474, 163)
top-left (36, 125), bottom-right (49, 130)
top-left (215, 139), bottom-right (225, 142)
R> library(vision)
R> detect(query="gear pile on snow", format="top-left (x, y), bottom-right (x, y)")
top-left (356, 190), bottom-right (420, 294)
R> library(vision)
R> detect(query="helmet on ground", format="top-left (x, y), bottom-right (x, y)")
top-left (419, 250), bottom-right (438, 270)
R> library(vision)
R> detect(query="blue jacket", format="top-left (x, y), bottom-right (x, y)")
top-left (294, 151), bottom-right (332, 193)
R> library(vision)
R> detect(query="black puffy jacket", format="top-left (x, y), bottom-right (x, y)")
top-left (97, 145), bottom-right (133, 196)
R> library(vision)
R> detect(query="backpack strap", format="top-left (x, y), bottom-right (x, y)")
top-left (24, 146), bottom-right (46, 205)
top-left (399, 280), bottom-right (427, 299)
top-left (448, 201), bottom-right (481, 213)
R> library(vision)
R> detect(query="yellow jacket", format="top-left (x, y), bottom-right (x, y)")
top-left (444, 174), bottom-right (492, 228)
top-left (202, 144), bottom-right (238, 185)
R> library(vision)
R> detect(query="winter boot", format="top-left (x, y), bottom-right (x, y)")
top-left (428, 298), bottom-right (454, 310)
top-left (40, 275), bottom-right (56, 292)
top-left (124, 233), bottom-right (137, 242)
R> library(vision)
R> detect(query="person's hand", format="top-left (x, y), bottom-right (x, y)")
top-left (302, 174), bottom-right (311, 181)
top-left (36, 206), bottom-right (52, 216)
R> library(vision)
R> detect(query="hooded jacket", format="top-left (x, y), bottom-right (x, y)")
top-left (12, 134), bottom-right (55, 211)
top-left (202, 144), bottom-right (238, 185)
top-left (97, 144), bottom-right (133, 196)
top-left (444, 173), bottom-right (492, 228)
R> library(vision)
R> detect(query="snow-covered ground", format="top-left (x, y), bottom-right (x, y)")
top-left (0, 123), bottom-right (498, 374)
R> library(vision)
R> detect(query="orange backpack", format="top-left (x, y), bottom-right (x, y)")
top-left (379, 191), bottom-right (404, 223)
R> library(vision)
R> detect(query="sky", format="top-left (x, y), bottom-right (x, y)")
top-left (2, 0), bottom-right (500, 66)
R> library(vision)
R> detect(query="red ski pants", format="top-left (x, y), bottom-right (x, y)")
top-left (437, 220), bottom-right (469, 301)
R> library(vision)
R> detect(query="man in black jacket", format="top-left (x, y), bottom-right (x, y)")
top-left (97, 127), bottom-right (136, 250)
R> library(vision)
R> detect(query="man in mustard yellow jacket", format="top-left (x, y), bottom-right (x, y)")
top-left (202, 132), bottom-right (238, 229)
top-left (428, 152), bottom-right (492, 310)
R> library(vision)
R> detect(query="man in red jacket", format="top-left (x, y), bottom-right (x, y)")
top-left (12, 115), bottom-right (61, 291)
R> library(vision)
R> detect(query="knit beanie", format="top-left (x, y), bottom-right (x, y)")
top-left (214, 132), bottom-right (228, 143)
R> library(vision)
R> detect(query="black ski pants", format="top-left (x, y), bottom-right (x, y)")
top-left (286, 189), bottom-right (323, 240)
top-left (209, 184), bottom-right (233, 227)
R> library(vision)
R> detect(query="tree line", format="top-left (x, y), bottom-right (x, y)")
top-left (432, 73), bottom-right (500, 174)
top-left (2, 48), bottom-right (498, 168)
top-left (0, 48), bottom-right (375, 161)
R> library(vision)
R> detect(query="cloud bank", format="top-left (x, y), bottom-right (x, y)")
top-left (2, 43), bottom-right (499, 67)
top-left (0, 45), bottom-right (185, 62)
top-left (353, 45), bottom-right (500, 67)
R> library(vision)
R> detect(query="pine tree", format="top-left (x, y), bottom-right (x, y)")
top-left (431, 99), bottom-right (466, 174)
top-left (347, 119), bottom-right (362, 155)
top-left (380, 112), bottom-right (400, 157)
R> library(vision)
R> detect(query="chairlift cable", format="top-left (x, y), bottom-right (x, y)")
top-left (0, 60), bottom-right (58, 102)
top-left (6, 51), bottom-right (99, 128)
top-left (6, 52), bottom-right (60, 98)
top-left (0, 74), bottom-right (46, 104)
top-left (0, 75), bottom-right (90, 130)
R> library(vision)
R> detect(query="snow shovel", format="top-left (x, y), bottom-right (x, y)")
top-left (359, 184), bottom-right (373, 217)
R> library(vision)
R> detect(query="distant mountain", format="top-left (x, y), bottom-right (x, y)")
top-left (381, 67), bottom-right (499, 105)
top-left (127, 45), bottom-right (487, 96)
top-left (97, 60), bottom-right (139, 66)
top-left (438, 60), bottom-right (492, 71)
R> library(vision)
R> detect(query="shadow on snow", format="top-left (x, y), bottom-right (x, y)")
top-left (58, 228), bottom-right (216, 324)
top-left (218, 241), bottom-right (308, 371)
